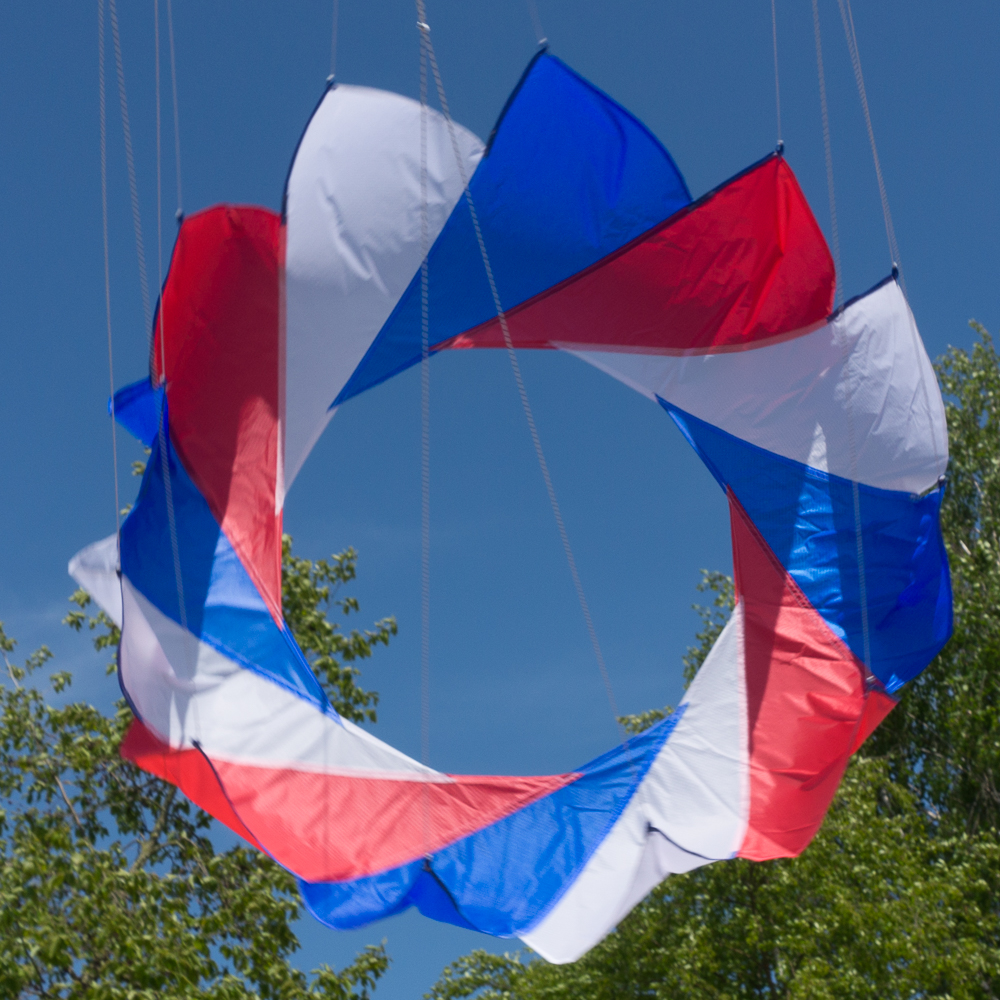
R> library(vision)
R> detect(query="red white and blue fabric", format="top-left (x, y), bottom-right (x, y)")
top-left (70, 53), bottom-right (951, 964)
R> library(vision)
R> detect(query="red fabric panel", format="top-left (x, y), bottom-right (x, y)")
top-left (440, 156), bottom-right (834, 355)
top-left (208, 760), bottom-right (578, 882)
top-left (121, 718), bottom-right (264, 852)
top-left (728, 494), bottom-right (878, 861)
top-left (849, 686), bottom-right (897, 755)
top-left (122, 718), bottom-right (578, 883)
top-left (152, 206), bottom-right (283, 620)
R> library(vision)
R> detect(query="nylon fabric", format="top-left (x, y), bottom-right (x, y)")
top-left (71, 49), bottom-right (953, 965)
top-left (300, 711), bottom-right (681, 936)
top-left (68, 533), bottom-right (122, 627)
top-left (728, 493), bottom-right (873, 859)
top-left (443, 155), bottom-right (834, 355)
top-left (568, 279), bottom-right (946, 494)
top-left (117, 577), bottom-right (434, 775)
top-left (123, 718), bottom-right (266, 850)
top-left (665, 401), bottom-right (951, 692)
top-left (335, 54), bottom-right (690, 403)
top-left (151, 205), bottom-right (283, 616)
top-left (523, 607), bottom-right (749, 962)
top-left (121, 428), bottom-right (325, 707)
top-left (110, 377), bottom-right (164, 448)
top-left (283, 84), bottom-right (483, 491)
top-left (115, 577), bottom-right (582, 883)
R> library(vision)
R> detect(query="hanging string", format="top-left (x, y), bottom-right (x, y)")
top-left (836, 0), bottom-right (903, 293)
top-left (329, 0), bottom-right (340, 80)
top-left (166, 0), bottom-right (182, 216)
top-left (155, 0), bottom-right (164, 333)
top-left (837, 0), bottom-right (944, 477)
top-left (98, 0), bottom-right (121, 540)
top-left (138, 0), bottom-right (188, 650)
top-left (153, 232), bottom-right (187, 631)
top-left (418, 24), bottom-right (432, 770)
top-left (323, 0), bottom-right (340, 859)
top-left (108, 0), bottom-right (152, 341)
top-left (770, 0), bottom-right (782, 147)
top-left (414, 7), bottom-right (624, 734)
top-left (811, 0), bottom-right (842, 306)
top-left (813, 0), bottom-right (873, 674)
top-left (525, 0), bottom-right (546, 46)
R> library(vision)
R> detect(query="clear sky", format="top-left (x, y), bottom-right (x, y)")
top-left (0, 1), bottom-right (997, 995)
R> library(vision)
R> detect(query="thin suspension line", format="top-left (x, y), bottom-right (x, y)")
top-left (811, 0), bottom-right (842, 306)
top-left (330, 0), bottom-right (340, 79)
top-left (155, 268), bottom-right (190, 633)
top-left (525, 0), bottom-right (546, 46)
top-left (846, 409), bottom-right (873, 673)
top-left (153, 227), bottom-right (187, 630)
top-left (770, 0), bottom-right (782, 146)
top-left (418, 26), bottom-right (431, 770)
top-left (109, 0), bottom-right (152, 338)
top-left (835, 0), bottom-right (944, 475)
top-left (144, 0), bottom-right (188, 650)
top-left (813, 0), bottom-right (871, 675)
top-left (416, 26), bottom-right (435, 859)
top-left (98, 0), bottom-right (121, 540)
top-left (155, 0), bottom-right (164, 363)
top-left (414, 8), bottom-right (624, 732)
top-left (166, 0), bottom-right (182, 215)
top-left (836, 0), bottom-right (903, 292)
top-left (153, 0), bottom-right (176, 796)
top-left (320, 0), bottom-right (337, 865)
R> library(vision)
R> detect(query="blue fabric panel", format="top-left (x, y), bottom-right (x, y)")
top-left (301, 862), bottom-right (480, 933)
top-left (662, 401), bottom-right (952, 693)
top-left (300, 706), bottom-right (685, 935)
top-left (111, 378), bottom-right (165, 447)
top-left (334, 53), bottom-right (691, 405)
top-left (120, 416), bottom-right (328, 709)
top-left (407, 867), bottom-right (481, 931)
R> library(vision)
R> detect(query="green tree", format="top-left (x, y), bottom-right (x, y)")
top-left (0, 537), bottom-right (393, 998)
top-left (429, 325), bottom-right (1000, 999)
top-left (869, 324), bottom-right (1000, 836)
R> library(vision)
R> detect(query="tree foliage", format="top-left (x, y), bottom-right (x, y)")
top-left (429, 326), bottom-right (1000, 997)
top-left (870, 325), bottom-right (1000, 836)
top-left (281, 537), bottom-right (396, 724)
top-left (0, 538), bottom-right (391, 998)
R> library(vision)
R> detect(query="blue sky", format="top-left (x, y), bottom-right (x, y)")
top-left (0, 1), bottom-right (997, 995)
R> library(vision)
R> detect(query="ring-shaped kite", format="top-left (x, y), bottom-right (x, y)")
top-left (71, 53), bottom-right (950, 963)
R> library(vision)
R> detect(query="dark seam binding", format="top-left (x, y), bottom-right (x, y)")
top-left (452, 151), bottom-right (781, 346)
top-left (281, 78), bottom-right (337, 222)
top-left (422, 858), bottom-right (477, 928)
top-left (828, 271), bottom-right (897, 322)
top-left (483, 46), bottom-right (548, 156)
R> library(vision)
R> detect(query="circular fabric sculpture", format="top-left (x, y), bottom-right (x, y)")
top-left (71, 54), bottom-right (950, 963)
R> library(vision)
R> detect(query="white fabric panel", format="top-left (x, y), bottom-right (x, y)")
top-left (119, 577), bottom-right (445, 779)
top-left (521, 808), bottom-right (715, 965)
top-left (283, 84), bottom-right (484, 495)
top-left (564, 281), bottom-right (947, 494)
top-left (641, 603), bottom-right (748, 857)
top-left (68, 533), bottom-right (123, 627)
top-left (611, 831), bottom-right (714, 921)
top-left (521, 793), bottom-right (658, 964)
top-left (522, 606), bottom-right (748, 964)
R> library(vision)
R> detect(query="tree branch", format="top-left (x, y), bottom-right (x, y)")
top-left (55, 774), bottom-right (82, 828)
top-left (3, 649), bottom-right (20, 688)
top-left (131, 785), bottom-right (176, 872)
